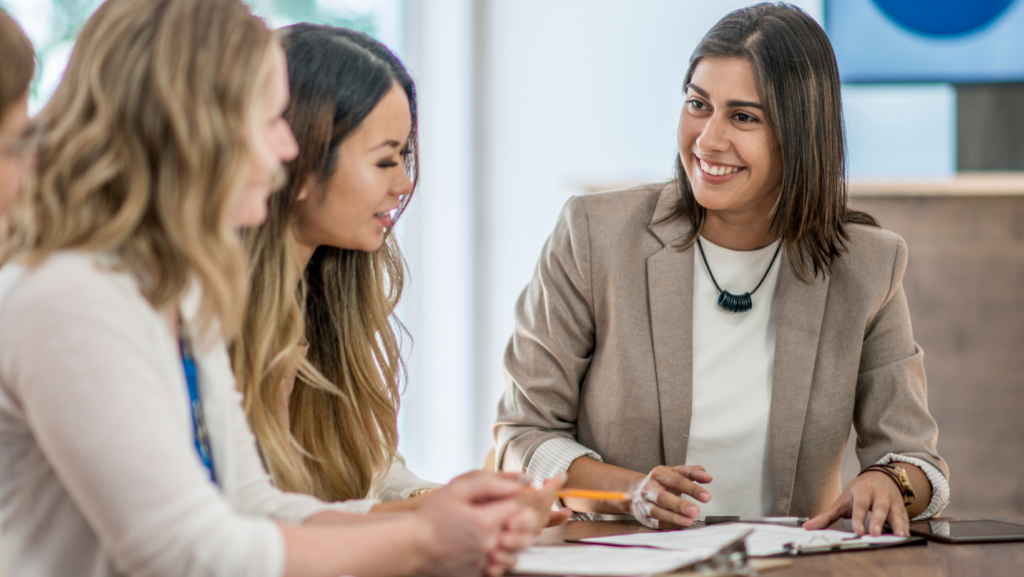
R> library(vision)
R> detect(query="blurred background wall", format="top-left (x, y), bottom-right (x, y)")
top-left (6, 0), bottom-right (1022, 516)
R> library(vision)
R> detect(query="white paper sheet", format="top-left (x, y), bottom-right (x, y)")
top-left (581, 522), bottom-right (913, 557)
top-left (511, 545), bottom-right (705, 576)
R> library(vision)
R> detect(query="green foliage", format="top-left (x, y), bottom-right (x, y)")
top-left (17, 0), bottom-right (380, 109)
top-left (247, 0), bottom-right (376, 35)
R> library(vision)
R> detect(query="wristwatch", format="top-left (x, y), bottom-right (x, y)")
top-left (863, 464), bottom-right (916, 506)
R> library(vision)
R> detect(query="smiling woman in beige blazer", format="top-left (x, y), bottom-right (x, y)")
top-left (494, 3), bottom-right (949, 539)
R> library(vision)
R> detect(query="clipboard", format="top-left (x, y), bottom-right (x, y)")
top-left (780, 534), bottom-right (927, 556)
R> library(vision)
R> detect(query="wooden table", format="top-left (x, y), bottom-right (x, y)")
top-left (533, 518), bottom-right (1024, 576)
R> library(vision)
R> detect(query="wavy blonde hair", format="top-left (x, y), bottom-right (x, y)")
top-left (232, 25), bottom-right (416, 501)
top-left (1, 0), bottom-right (275, 339)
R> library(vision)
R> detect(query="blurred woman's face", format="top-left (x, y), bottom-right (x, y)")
top-left (678, 56), bottom-right (783, 219)
top-left (0, 93), bottom-right (33, 215)
top-left (231, 44), bottom-right (299, 229)
top-left (294, 83), bottom-right (413, 253)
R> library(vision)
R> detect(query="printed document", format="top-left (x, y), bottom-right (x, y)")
top-left (511, 545), bottom-right (705, 576)
top-left (580, 522), bottom-right (910, 557)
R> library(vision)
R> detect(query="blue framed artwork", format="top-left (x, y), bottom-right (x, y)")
top-left (825, 0), bottom-right (1024, 83)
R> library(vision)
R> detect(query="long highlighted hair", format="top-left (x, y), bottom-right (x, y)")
top-left (1, 0), bottom-right (275, 340)
top-left (231, 25), bottom-right (417, 501)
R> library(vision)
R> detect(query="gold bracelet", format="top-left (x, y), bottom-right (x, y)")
top-left (862, 464), bottom-right (916, 506)
top-left (409, 488), bottom-right (435, 499)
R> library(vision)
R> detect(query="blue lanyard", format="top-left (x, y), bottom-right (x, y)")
top-left (179, 323), bottom-right (217, 485)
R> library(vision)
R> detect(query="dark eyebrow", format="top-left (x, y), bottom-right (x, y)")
top-left (685, 83), bottom-right (763, 110)
top-left (371, 139), bottom-right (402, 152)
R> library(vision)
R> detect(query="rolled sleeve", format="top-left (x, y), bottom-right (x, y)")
top-left (877, 453), bottom-right (949, 520)
top-left (854, 237), bottom-right (949, 499)
top-left (526, 437), bottom-right (603, 489)
top-left (493, 197), bottom-right (597, 473)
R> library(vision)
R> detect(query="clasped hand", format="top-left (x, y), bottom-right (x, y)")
top-left (416, 471), bottom-right (565, 577)
top-left (629, 465), bottom-right (713, 529)
top-left (803, 471), bottom-right (910, 537)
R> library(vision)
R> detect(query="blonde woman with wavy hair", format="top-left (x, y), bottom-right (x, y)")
top-left (0, 1), bottom-right (537, 576)
top-left (233, 24), bottom-right (566, 528)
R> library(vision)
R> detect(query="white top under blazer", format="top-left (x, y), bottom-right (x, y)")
top-left (527, 237), bottom-right (949, 520)
top-left (0, 252), bottom-right (376, 577)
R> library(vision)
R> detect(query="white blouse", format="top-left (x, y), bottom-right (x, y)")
top-left (687, 236), bottom-right (781, 516)
top-left (0, 252), bottom-right (368, 577)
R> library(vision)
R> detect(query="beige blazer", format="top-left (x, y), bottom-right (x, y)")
top-left (494, 183), bottom-right (948, 517)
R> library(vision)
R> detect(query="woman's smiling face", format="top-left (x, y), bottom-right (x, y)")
top-left (678, 56), bottom-right (783, 219)
top-left (294, 83), bottom-right (413, 253)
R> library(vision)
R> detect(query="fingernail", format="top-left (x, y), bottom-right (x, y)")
top-left (699, 493), bottom-right (710, 503)
top-left (686, 505), bottom-right (699, 517)
top-left (679, 516), bottom-right (693, 527)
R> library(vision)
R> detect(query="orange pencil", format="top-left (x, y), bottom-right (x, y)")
top-left (556, 489), bottom-right (632, 501)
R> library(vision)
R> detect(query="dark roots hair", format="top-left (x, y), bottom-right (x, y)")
top-left (233, 24), bottom-right (416, 501)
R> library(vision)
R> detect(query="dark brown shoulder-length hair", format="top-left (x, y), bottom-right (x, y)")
top-left (668, 2), bottom-right (877, 281)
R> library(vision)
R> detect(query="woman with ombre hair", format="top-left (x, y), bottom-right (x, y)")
top-left (0, 1), bottom-right (535, 576)
top-left (233, 24), bottom-right (566, 526)
top-left (233, 25), bottom-right (427, 507)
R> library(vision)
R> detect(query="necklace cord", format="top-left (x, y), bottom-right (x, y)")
top-left (696, 238), bottom-right (782, 296)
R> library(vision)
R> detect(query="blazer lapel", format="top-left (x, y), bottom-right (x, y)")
top-left (647, 183), bottom-right (694, 467)
top-left (769, 252), bottom-right (830, 515)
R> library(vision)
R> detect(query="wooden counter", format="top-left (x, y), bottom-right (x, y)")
top-left (577, 172), bottom-right (1024, 198)
top-left (846, 192), bottom-right (1024, 518)
top-left (849, 172), bottom-right (1024, 197)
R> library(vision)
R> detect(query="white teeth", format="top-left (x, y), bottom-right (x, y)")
top-left (699, 159), bottom-right (740, 176)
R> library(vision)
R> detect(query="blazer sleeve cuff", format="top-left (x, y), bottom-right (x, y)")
top-left (527, 437), bottom-right (604, 511)
top-left (876, 453), bottom-right (949, 521)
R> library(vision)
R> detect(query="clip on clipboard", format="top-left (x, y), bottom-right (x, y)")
top-left (692, 529), bottom-right (757, 575)
top-left (781, 533), bottom-right (927, 556)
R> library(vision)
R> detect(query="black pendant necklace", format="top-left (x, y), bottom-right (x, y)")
top-left (697, 238), bottom-right (782, 313)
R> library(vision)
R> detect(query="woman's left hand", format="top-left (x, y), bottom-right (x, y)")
top-left (803, 471), bottom-right (910, 537)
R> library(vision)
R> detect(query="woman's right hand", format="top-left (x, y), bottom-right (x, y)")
top-left (414, 470), bottom-right (529, 577)
top-left (629, 465), bottom-right (713, 529)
